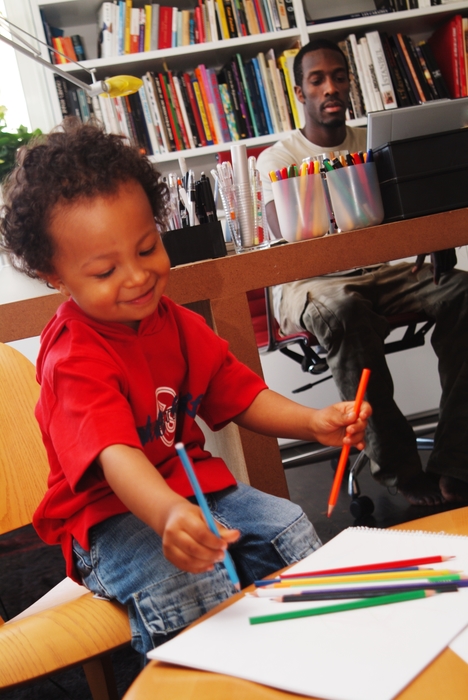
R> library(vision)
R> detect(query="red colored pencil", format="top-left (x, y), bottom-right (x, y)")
top-left (327, 368), bottom-right (371, 517)
top-left (280, 555), bottom-right (456, 579)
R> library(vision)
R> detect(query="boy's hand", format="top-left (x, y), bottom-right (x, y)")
top-left (161, 500), bottom-right (240, 574)
top-left (311, 401), bottom-right (372, 450)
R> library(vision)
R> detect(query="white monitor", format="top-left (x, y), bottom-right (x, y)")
top-left (366, 97), bottom-right (468, 151)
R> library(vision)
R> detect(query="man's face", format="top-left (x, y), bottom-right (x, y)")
top-left (295, 48), bottom-right (350, 129)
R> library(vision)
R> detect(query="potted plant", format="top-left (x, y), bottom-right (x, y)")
top-left (0, 105), bottom-right (41, 182)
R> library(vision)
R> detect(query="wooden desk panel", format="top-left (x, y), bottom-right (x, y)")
top-left (123, 507), bottom-right (468, 700)
top-left (2, 209), bottom-right (468, 497)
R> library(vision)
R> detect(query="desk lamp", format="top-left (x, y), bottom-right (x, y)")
top-left (0, 14), bottom-right (142, 98)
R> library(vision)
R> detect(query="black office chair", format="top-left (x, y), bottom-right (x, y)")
top-left (247, 286), bottom-right (437, 517)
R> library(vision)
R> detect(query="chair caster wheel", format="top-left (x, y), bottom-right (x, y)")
top-left (331, 457), bottom-right (350, 472)
top-left (350, 495), bottom-right (374, 519)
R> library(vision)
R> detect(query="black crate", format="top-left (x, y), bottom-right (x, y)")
top-left (162, 221), bottom-right (227, 267)
top-left (373, 128), bottom-right (468, 222)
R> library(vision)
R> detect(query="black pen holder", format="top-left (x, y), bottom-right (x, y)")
top-left (162, 221), bottom-right (227, 267)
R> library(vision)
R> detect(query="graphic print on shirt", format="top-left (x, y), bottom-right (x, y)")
top-left (136, 387), bottom-right (204, 447)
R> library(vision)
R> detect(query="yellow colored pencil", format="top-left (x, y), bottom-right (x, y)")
top-left (263, 569), bottom-right (460, 588)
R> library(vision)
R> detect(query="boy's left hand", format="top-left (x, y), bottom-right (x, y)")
top-left (312, 401), bottom-right (372, 450)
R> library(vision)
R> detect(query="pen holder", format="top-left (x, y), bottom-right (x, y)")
top-left (325, 162), bottom-right (384, 233)
top-left (271, 173), bottom-right (329, 242)
top-left (162, 221), bottom-right (227, 267)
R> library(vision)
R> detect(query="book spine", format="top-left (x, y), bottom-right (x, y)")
top-left (243, 0), bottom-right (260, 34)
top-left (139, 84), bottom-right (160, 153)
top-left (215, 0), bottom-right (231, 39)
top-left (177, 74), bottom-right (203, 147)
top-left (142, 74), bottom-right (165, 152)
top-left (152, 72), bottom-right (176, 150)
top-left (283, 0), bottom-right (296, 28)
top-left (124, 0), bottom-right (132, 54)
top-left (251, 0), bottom-right (267, 33)
top-left (365, 31), bottom-right (398, 109)
top-left (379, 32), bottom-right (411, 107)
top-left (53, 75), bottom-right (71, 119)
top-left (128, 92), bottom-right (153, 154)
top-left (278, 53), bottom-right (300, 127)
top-left (182, 72), bottom-right (208, 146)
top-left (207, 69), bottom-right (232, 142)
top-left (113, 96), bottom-right (133, 143)
top-left (347, 33), bottom-right (371, 114)
top-left (146, 72), bottom-right (171, 151)
top-left (252, 57), bottom-right (274, 133)
top-left (195, 65), bottom-right (220, 143)
top-left (218, 83), bottom-right (240, 140)
top-left (275, 0), bottom-right (289, 30)
top-left (413, 44), bottom-right (439, 100)
top-left (339, 39), bottom-right (366, 117)
top-left (223, 0), bottom-right (239, 37)
top-left (71, 35), bottom-right (86, 61)
top-left (144, 4), bottom-right (152, 51)
top-left (130, 7), bottom-right (140, 53)
top-left (455, 14), bottom-right (467, 97)
top-left (159, 73), bottom-right (184, 150)
top-left (158, 6), bottom-right (173, 49)
top-left (266, 49), bottom-right (291, 131)
top-left (192, 76), bottom-right (215, 144)
top-left (395, 33), bottom-right (427, 102)
top-left (173, 75), bottom-right (196, 148)
top-left (244, 59), bottom-right (269, 135)
top-left (98, 2), bottom-right (114, 59)
top-left (235, 54), bottom-right (259, 137)
top-left (76, 88), bottom-right (91, 122)
top-left (222, 65), bottom-right (247, 138)
top-left (358, 36), bottom-right (384, 111)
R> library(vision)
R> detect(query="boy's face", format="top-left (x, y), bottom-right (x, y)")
top-left (295, 48), bottom-right (350, 129)
top-left (44, 179), bottom-right (171, 329)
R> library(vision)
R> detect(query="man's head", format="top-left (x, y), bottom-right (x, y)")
top-left (293, 39), bottom-right (350, 136)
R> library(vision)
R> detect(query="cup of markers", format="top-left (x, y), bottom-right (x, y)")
top-left (324, 151), bottom-right (384, 232)
top-left (270, 162), bottom-right (329, 242)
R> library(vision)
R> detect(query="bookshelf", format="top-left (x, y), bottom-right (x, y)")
top-left (30, 0), bottom-right (468, 169)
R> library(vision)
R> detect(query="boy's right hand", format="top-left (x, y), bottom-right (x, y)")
top-left (161, 500), bottom-right (240, 574)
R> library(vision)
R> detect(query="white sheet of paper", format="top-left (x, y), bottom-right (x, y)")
top-left (148, 527), bottom-right (468, 700)
top-left (450, 624), bottom-right (468, 665)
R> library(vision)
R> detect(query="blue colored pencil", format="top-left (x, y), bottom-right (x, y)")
top-left (175, 442), bottom-right (240, 591)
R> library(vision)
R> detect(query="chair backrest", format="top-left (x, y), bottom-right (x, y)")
top-left (0, 343), bottom-right (49, 535)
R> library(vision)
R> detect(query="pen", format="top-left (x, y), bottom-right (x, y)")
top-left (327, 368), bottom-right (371, 517)
top-left (269, 170), bottom-right (278, 182)
top-left (249, 590), bottom-right (437, 625)
top-left (175, 442), bottom-right (241, 592)
top-left (280, 167), bottom-right (288, 180)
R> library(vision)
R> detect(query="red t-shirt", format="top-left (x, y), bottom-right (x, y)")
top-left (33, 296), bottom-right (267, 580)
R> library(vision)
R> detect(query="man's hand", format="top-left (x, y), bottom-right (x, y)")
top-left (412, 248), bottom-right (457, 285)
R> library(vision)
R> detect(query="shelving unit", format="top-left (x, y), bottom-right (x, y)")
top-left (31, 0), bottom-right (468, 170)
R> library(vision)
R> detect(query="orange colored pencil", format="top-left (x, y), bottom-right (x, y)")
top-left (327, 368), bottom-right (371, 517)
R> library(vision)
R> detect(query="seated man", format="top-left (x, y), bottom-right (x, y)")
top-left (258, 38), bottom-right (468, 506)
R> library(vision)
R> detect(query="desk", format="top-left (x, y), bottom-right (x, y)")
top-left (122, 506), bottom-right (468, 700)
top-left (2, 208), bottom-right (468, 498)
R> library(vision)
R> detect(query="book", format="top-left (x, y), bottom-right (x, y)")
top-left (284, 0), bottom-right (296, 27)
top-left (279, 48), bottom-right (304, 128)
top-left (142, 72), bottom-right (169, 151)
top-left (251, 0), bottom-right (267, 33)
top-left (223, 0), bottom-right (239, 37)
top-left (428, 15), bottom-right (461, 98)
top-left (215, 0), bottom-right (231, 39)
top-left (128, 92), bottom-right (153, 153)
top-left (176, 74), bottom-right (203, 147)
top-left (207, 68), bottom-right (232, 142)
top-left (243, 59), bottom-right (270, 135)
top-left (112, 96), bottom-right (133, 143)
top-left (418, 40), bottom-right (450, 99)
top-left (256, 51), bottom-right (281, 133)
top-left (339, 38), bottom-right (367, 118)
top-left (147, 71), bottom-right (174, 151)
top-left (124, 0), bottom-right (132, 54)
top-left (251, 56), bottom-right (274, 134)
top-left (172, 74), bottom-right (196, 148)
top-left (191, 74), bottom-right (215, 144)
top-left (149, 525), bottom-right (468, 700)
top-left (275, 0), bottom-right (290, 30)
top-left (138, 84), bottom-right (160, 153)
top-left (76, 88), bottom-right (91, 122)
top-left (51, 36), bottom-right (68, 64)
top-left (150, 3), bottom-right (160, 49)
top-left (71, 35), bottom-right (87, 61)
top-left (456, 14), bottom-right (467, 97)
top-left (305, 7), bottom-right (392, 25)
top-left (194, 64), bottom-right (220, 143)
top-left (386, 33), bottom-right (418, 105)
top-left (182, 72), bottom-right (209, 146)
top-left (218, 63), bottom-right (248, 138)
top-left (265, 48), bottom-right (291, 131)
top-left (129, 7), bottom-right (140, 52)
top-left (116, 0), bottom-right (126, 55)
top-left (158, 5), bottom-right (173, 50)
top-left (347, 33), bottom-right (372, 114)
top-left (218, 83), bottom-right (240, 140)
top-left (243, 0), bottom-right (261, 34)
top-left (378, 32), bottom-right (412, 107)
top-left (235, 53), bottom-right (260, 137)
top-left (53, 75), bottom-right (71, 119)
top-left (365, 31), bottom-right (398, 109)
top-left (413, 43), bottom-right (440, 100)
top-left (151, 72), bottom-right (176, 150)
top-left (164, 71), bottom-right (189, 149)
top-left (358, 36), bottom-right (384, 111)
top-left (394, 32), bottom-right (427, 102)
top-left (98, 2), bottom-right (115, 58)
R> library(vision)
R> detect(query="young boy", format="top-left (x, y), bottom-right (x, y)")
top-left (1, 120), bottom-right (370, 655)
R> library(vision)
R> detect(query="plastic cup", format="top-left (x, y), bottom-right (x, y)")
top-left (271, 173), bottom-right (329, 242)
top-left (325, 162), bottom-right (384, 232)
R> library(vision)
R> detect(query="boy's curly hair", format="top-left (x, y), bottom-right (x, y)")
top-left (0, 118), bottom-right (170, 278)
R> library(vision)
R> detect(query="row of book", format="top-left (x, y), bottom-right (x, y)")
top-left (98, 0), bottom-right (296, 58)
top-left (54, 48), bottom-right (303, 155)
top-left (40, 10), bottom-right (87, 64)
top-left (304, 0), bottom-right (456, 26)
top-left (338, 19), bottom-right (466, 121)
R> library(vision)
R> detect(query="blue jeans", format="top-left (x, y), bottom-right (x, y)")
top-left (72, 482), bottom-right (320, 654)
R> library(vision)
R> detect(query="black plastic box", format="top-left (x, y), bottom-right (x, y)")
top-left (162, 221), bottom-right (227, 267)
top-left (373, 128), bottom-right (468, 222)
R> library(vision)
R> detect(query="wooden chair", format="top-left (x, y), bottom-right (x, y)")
top-left (0, 342), bottom-right (132, 700)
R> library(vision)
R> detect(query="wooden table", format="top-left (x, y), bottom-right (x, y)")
top-left (121, 506), bottom-right (468, 700)
top-left (2, 208), bottom-right (468, 499)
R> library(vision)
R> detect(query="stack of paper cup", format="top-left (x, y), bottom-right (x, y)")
top-left (231, 144), bottom-right (255, 250)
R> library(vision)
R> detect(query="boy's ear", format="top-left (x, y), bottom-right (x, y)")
top-left (294, 84), bottom-right (305, 105)
top-left (38, 272), bottom-right (71, 298)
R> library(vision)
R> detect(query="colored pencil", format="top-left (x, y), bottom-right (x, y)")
top-left (252, 573), bottom-right (464, 596)
top-left (274, 581), bottom-right (463, 602)
top-left (249, 590), bottom-right (436, 625)
top-left (261, 569), bottom-right (460, 588)
top-left (327, 368), bottom-right (371, 517)
top-left (278, 554), bottom-right (455, 579)
top-left (175, 442), bottom-right (240, 591)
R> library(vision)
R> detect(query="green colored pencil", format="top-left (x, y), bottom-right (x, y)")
top-left (249, 589), bottom-right (434, 625)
